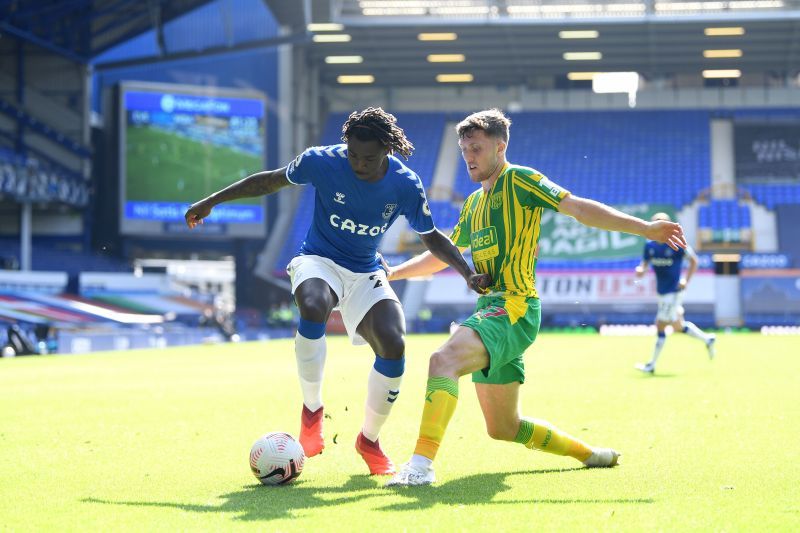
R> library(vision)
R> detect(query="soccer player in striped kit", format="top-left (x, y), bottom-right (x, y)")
top-left (385, 109), bottom-right (687, 486)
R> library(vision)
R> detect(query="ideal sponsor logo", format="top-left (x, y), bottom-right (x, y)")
top-left (470, 226), bottom-right (499, 262)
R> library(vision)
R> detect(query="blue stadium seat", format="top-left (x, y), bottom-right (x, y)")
top-left (453, 110), bottom-right (710, 207)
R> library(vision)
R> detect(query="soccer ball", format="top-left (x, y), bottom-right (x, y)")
top-left (249, 432), bottom-right (305, 485)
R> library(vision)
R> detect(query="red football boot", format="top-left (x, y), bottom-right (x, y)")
top-left (299, 405), bottom-right (324, 457)
top-left (355, 432), bottom-right (395, 475)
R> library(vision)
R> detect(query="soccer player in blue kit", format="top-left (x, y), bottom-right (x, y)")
top-left (185, 108), bottom-right (490, 475)
top-left (634, 212), bottom-right (716, 374)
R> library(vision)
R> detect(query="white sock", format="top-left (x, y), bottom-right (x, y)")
top-left (650, 334), bottom-right (666, 366)
top-left (362, 366), bottom-right (403, 442)
top-left (683, 321), bottom-right (710, 342)
top-left (410, 454), bottom-right (433, 469)
top-left (295, 333), bottom-right (326, 411)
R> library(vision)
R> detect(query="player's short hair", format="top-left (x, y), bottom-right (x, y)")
top-left (455, 108), bottom-right (511, 142)
top-left (341, 107), bottom-right (414, 159)
top-left (651, 212), bottom-right (672, 222)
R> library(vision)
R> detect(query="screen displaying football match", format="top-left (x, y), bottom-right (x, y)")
top-left (119, 82), bottom-right (267, 237)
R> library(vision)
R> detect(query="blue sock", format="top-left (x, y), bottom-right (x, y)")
top-left (373, 354), bottom-right (405, 378)
top-left (297, 318), bottom-right (326, 340)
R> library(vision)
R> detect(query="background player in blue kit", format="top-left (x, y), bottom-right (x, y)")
top-left (184, 108), bottom-right (490, 475)
top-left (635, 212), bottom-right (716, 374)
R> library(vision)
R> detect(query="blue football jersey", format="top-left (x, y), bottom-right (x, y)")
top-left (285, 144), bottom-right (435, 272)
top-left (643, 241), bottom-right (696, 294)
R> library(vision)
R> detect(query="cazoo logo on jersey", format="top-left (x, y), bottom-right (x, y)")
top-left (329, 214), bottom-right (388, 236)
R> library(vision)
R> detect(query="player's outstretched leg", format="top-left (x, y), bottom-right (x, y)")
top-left (299, 404), bottom-right (325, 457)
top-left (514, 418), bottom-right (620, 468)
top-left (355, 432), bottom-right (395, 475)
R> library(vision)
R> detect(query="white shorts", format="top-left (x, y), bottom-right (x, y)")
top-left (656, 291), bottom-right (684, 323)
top-left (287, 255), bottom-right (400, 346)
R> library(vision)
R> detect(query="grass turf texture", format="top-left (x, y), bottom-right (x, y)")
top-left (1, 333), bottom-right (798, 531)
top-left (125, 126), bottom-right (262, 203)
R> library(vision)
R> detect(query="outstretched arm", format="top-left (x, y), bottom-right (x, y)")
top-left (185, 167), bottom-right (293, 228)
top-left (559, 195), bottom-right (687, 250)
top-left (384, 249), bottom-right (449, 280)
top-left (386, 230), bottom-right (490, 294)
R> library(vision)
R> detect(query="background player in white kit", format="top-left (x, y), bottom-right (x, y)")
top-left (635, 212), bottom-right (716, 374)
top-left (185, 108), bottom-right (490, 475)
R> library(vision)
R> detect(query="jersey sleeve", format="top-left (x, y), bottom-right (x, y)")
top-left (285, 147), bottom-right (324, 186)
top-left (399, 172), bottom-right (435, 234)
top-left (512, 169), bottom-right (570, 211)
top-left (642, 242), bottom-right (651, 261)
top-left (449, 193), bottom-right (476, 247)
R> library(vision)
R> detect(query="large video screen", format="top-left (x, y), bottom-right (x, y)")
top-left (119, 82), bottom-right (266, 237)
top-left (734, 121), bottom-right (800, 183)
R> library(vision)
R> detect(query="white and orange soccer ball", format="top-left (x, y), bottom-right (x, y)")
top-left (249, 432), bottom-right (305, 485)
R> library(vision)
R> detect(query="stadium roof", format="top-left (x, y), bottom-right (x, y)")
top-left (1, 0), bottom-right (797, 85)
top-left (0, 0), bottom-right (216, 62)
top-left (297, 0), bottom-right (800, 86)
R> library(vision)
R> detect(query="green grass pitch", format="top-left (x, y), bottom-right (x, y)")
top-left (125, 126), bottom-right (262, 203)
top-left (1, 333), bottom-right (799, 531)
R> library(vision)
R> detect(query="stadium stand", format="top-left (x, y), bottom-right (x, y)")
top-left (697, 200), bottom-right (753, 247)
top-left (743, 184), bottom-right (800, 209)
top-left (0, 238), bottom-right (131, 273)
top-left (455, 110), bottom-right (711, 207)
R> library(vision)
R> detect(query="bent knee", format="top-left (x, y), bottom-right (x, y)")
top-left (295, 297), bottom-right (334, 322)
top-left (374, 332), bottom-right (405, 359)
top-left (428, 349), bottom-right (453, 375)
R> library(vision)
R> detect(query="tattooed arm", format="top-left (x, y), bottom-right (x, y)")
top-left (185, 167), bottom-right (292, 228)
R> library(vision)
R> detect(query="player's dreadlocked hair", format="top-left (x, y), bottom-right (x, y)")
top-left (341, 107), bottom-right (414, 160)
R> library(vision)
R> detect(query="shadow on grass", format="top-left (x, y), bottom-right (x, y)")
top-left (83, 467), bottom-right (653, 522)
top-left (634, 372), bottom-right (678, 379)
top-left (83, 474), bottom-right (383, 521)
top-left (381, 468), bottom-right (654, 511)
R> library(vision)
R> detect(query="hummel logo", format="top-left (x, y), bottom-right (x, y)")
top-left (425, 390), bottom-right (434, 403)
top-left (387, 389), bottom-right (400, 403)
top-left (334, 192), bottom-right (346, 204)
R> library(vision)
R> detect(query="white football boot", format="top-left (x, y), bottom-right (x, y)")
top-left (385, 462), bottom-right (436, 487)
top-left (635, 362), bottom-right (655, 374)
top-left (583, 448), bottom-right (621, 468)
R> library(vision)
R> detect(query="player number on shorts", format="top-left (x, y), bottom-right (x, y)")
top-left (369, 274), bottom-right (383, 288)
